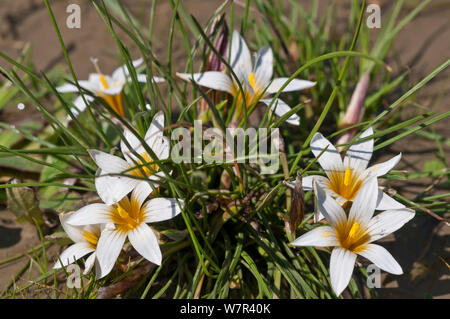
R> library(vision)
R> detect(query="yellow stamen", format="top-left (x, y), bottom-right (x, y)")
top-left (99, 74), bottom-right (109, 89)
top-left (117, 205), bottom-right (130, 219)
top-left (231, 71), bottom-right (262, 122)
top-left (344, 168), bottom-right (352, 186)
top-left (335, 220), bottom-right (370, 253)
top-left (328, 168), bottom-right (363, 201)
top-left (82, 230), bottom-right (99, 248)
top-left (90, 57), bottom-right (109, 89)
top-left (348, 222), bottom-right (360, 239)
top-left (111, 197), bottom-right (144, 233)
top-left (248, 72), bottom-right (256, 90)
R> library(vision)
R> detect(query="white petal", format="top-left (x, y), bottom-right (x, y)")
top-left (88, 149), bottom-right (130, 174)
top-left (131, 182), bottom-right (152, 207)
top-left (261, 98), bottom-right (300, 125)
top-left (310, 133), bottom-right (343, 174)
top-left (59, 212), bottom-right (85, 243)
top-left (376, 190), bottom-right (405, 210)
top-left (150, 76), bottom-right (165, 83)
top-left (83, 253), bottom-right (96, 275)
top-left (120, 129), bottom-right (144, 163)
top-left (67, 95), bottom-right (91, 121)
top-left (128, 224), bottom-right (162, 265)
top-left (151, 135), bottom-right (170, 160)
top-left (267, 77), bottom-right (316, 94)
top-left (112, 58), bottom-right (144, 81)
top-left (144, 111), bottom-right (165, 148)
top-left (358, 244), bottom-right (403, 275)
top-left (121, 136), bottom-right (167, 166)
top-left (133, 74), bottom-right (164, 84)
top-left (72, 95), bottom-right (90, 113)
top-left (314, 181), bottom-right (347, 227)
top-left (99, 85), bottom-right (124, 96)
top-left (131, 57), bottom-right (144, 69)
top-left (148, 170), bottom-right (169, 185)
top-left (229, 30), bottom-right (252, 83)
top-left (348, 177), bottom-right (378, 226)
top-left (330, 247), bottom-right (357, 296)
top-left (118, 112), bottom-right (169, 166)
top-left (66, 203), bottom-right (112, 226)
top-left (291, 226), bottom-right (337, 247)
top-left (366, 208), bottom-right (415, 242)
top-left (301, 175), bottom-right (314, 191)
top-left (343, 127), bottom-right (374, 171)
top-left (128, 74), bottom-right (165, 83)
top-left (301, 175), bottom-right (329, 191)
top-left (144, 112), bottom-right (170, 160)
top-left (57, 83), bottom-right (79, 93)
top-left (87, 74), bottom-right (103, 90)
top-left (143, 198), bottom-right (184, 223)
top-left (53, 243), bottom-right (94, 269)
top-left (367, 153), bottom-right (402, 177)
top-left (176, 72), bottom-right (233, 94)
top-left (57, 80), bottom-right (93, 93)
top-left (95, 170), bottom-right (140, 206)
top-left (253, 46), bottom-right (273, 89)
top-left (135, 74), bottom-right (147, 83)
top-left (95, 229), bottom-right (127, 278)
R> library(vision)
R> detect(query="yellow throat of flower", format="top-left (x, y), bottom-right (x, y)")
top-left (328, 167), bottom-right (364, 201)
top-left (335, 220), bottom-right (370, 253)
top-left (131, 152), bottom-right (159, 178)
top-left (111, 196), bottom-right (145, 233)
top-left (82, 229), bottom-right (99, 249)
top-left (98, 91), bottom-right (125, 117)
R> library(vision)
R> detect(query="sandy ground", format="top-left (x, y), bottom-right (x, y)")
top-left (0, 0), bottom-right (448, 298)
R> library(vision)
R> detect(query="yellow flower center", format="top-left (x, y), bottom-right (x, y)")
top-left (335, 220), bottom-right (370, 253)
top-left (111, 196), bottom-right (145, 233)
top-left (82, 229), bottom-right (99, 249)
top-left (230, 72), bottom-right (265, 121)
top-left (328, 167), bottom-right (364, 201)
top-left (131, 152), bottom-right (159, 178)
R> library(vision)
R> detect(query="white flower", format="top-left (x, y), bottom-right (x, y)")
top-left (291, 178), bottom-right (415, 296)
top-left (298, 127), bottom-right (405, 220)
top-left (89, 111), bottom-right (170, 205)
top-left (177, 30), bottom-right (315, 125)
top-left (57, 58), bottom-right (164, 117)
top-left (66, 183), bottom-right (184, 278)
top-left (53, 211), bottom-right (101, 276)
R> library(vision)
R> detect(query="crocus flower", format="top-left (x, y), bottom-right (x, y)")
top-left (57, 58), bottom-right (164, 117)
top-left (291, 178), bottom-right (415, 296)
top-left (66, 183), bottom-right (184, 278)
top-left (53, 211), bottom-right (101, 275)
top-left (177, 31), bottom-right (315, 125)
top-left (89, 111), bottom-right (170, 205)
top-left (297, 127), bottom-right (405, 219)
